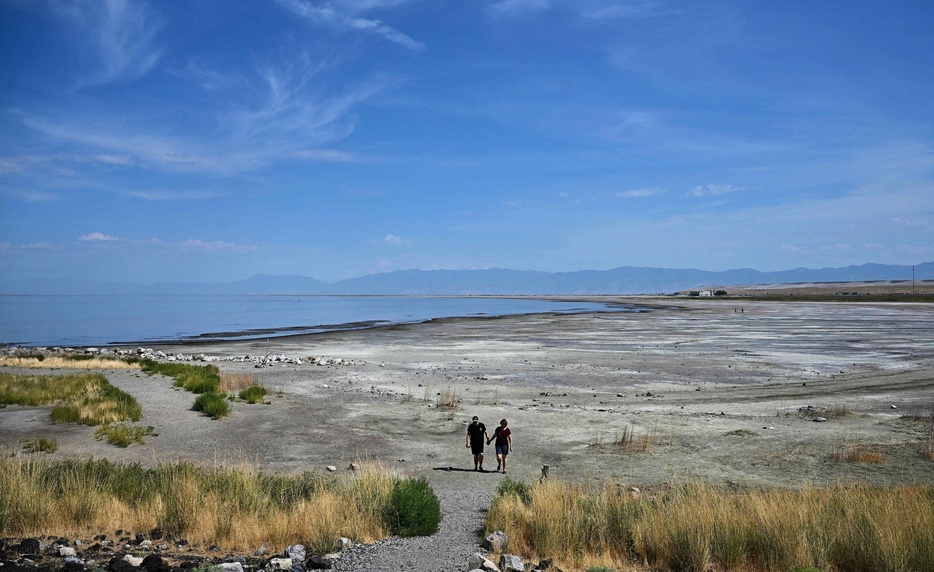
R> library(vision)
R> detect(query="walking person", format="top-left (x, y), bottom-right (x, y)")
top-left (488, 419), bottom-right (513, 473)
top-left (466, 416), bottom-right (489, 471)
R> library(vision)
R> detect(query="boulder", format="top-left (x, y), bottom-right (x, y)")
top-left (286, 544), bottom-right (306, 562)
top-left (268, 558), bottom-right (292, 571)
top-left (306, 556), bottom-right (335, 570)
top-left (499, 554), bottom-right (524, 572)
top-left (141, 554), bottom-right (169, 572)
top-left (19, 538), bottom-right (41, 555)
top-left (468, 553), bottom-right (499, 571)
top-left (123, 554), bottom-right (144, 567)
top-left (481, 530), bottom-right (506, 552)
top-left (215, 563), bottom-right (244, 572)
top-left (108, 557), bottom-right (136, 572)
top-left (60, 546), bottom-right (78, 557)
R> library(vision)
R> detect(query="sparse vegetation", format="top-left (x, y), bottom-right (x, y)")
top-left (95, 424), bottom-right (157, 448)
top-left (725, 429), bottom-right (760, 437)
top-left (192, 392), bottom-right (230, 419)
top-left (0, 457), bottom-right (437, 553)
top-left (591, 425), bottom-right (672, 452)
top-left (831, 438), bottom-right (887, 463)
top-left (486, 479), bottom-right (934, 572)
top-left (435, 387), bottom-right (458, 410)
top-left (920, 438), bottom-right (934, 461)
top-left (23, 437), bottom-right (58, 453)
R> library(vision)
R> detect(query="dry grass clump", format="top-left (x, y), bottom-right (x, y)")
top-left (921, 438), bottom-right (934, 461)
top-left (0, 456), bottom-right (434, 554)
top-left (724, 429), bottom-right (760, 437)
top-left (220, 372), bottom-right (257, 392)
top-left (591, 425), bottom-right (672, 452)
top-left (435, 387), bottom-right (458, 410)
top-left (486, 480), bottom-right (934, 572)
top-left (0, 356), bottom-right (139, 369)
top-left (831, 444), bottom-right (887, 464)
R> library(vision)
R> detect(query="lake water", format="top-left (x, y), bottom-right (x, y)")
top-left (0, 295), bottom-right (637, 347)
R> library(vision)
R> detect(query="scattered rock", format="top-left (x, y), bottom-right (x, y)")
top-left (286, 545), bottom-right (306, 562)
top-left (499, 554), bottom-right (524, 572)
top-left (306, 555), bottom-right (335, 570)
top-left (269, 557), bottom-right (293, 571)
top-left (481, 530), bottom-right (506, 552)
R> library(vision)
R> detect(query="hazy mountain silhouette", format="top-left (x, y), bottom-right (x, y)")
top-left (2, 262), bottom-right (930, 295)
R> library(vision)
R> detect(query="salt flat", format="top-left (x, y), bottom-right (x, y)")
top-left (3, 298), bottom-right (932, 490)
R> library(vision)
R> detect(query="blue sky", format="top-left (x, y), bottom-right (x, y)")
top-left (1, 0), bottom-right (933, 284)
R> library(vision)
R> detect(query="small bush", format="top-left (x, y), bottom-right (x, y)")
top-left (831, 445), bottom-right (887, 463)
top-left (383, 477), bottom-right (441, 537)
top-left (64, 354), bottom-right (95, 361)
top-left (23, 436), bottom-right (58, 453)
top-left (239, 385), bottom-right (267, 404)
top-left (95, 424), bottom-right (157, 447)
top-left (192, 392), bottom-right (230, 420)
top-left (221, 372), bottom-right (256, 392)
top-left (496, 477), bottom-right (532, 505)
top-left (435, 388), bottom-right (458, 410)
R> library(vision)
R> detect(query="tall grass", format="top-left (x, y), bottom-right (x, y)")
top-left (0, 457), bottom-right (440, 554)
top-left (0, 372), bottom-right (141, 425)
top-left (0, 356), bottom-right (138, 369)
top-left (486, 480), bottom-right (934, 572)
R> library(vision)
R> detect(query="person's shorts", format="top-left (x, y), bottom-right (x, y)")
top-left (496, 444), bottom-right (509, 456)
top-left (471, 443), bottom-right (484, 455)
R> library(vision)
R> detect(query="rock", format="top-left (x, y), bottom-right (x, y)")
top-left (326, 465), bottom-right (337, 472)
top-left (499, 554), bottom-right (524, 572)
top-left (60, 546), bottom-right (77, 557)
top-left (139, 540), bottom-right (152, 548)
top-left (337, 537), bottom-right (353, 551)
top-left (108, 557), bottom-right (136, 572)
top-left (891, 404), bottom-right (898, 409)
top-left (469, 553), bottom-right (499, 572)
top-left (215, 563), bottom-right (244, 572)
top-left (306, 556), bottom-right (335, 570)
top-left (813, 417), bottom-right (828, 422)
top-left (19, 538), bottom-right (40, 555)
top-left (123, 555), bottom-right (144, 567)
top-left (286, 545), bottom-right (306, 562)
top-left (290, 564), bottom-right (305, 572)
top-left (141, 555), bottom-right (170, 572)
top-left (64, 558), bottom-right (85, 572)
top-left (481, 530), bottom-right (506, 552)
top-left (254, 546), bottom-right (268, 557)
top-left (268, 558), bottom-right (292, 571)
top-left (537, 558), bottom-right (553, 570)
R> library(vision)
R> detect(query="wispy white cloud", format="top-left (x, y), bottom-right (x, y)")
top-left (292, 149), bottom-right (355, 162)
top-left (178, 239), bottom-right (258, 253)
top-left (892, 217), bottom-right (932, 230)
top-left (581, 2), bottom-right (681, 20)
top-left (384, 234), bottom-right (403, 244)
top-left (79, 232), bottom-right (118, 241)
top-left (688, 184), bottom-right (742, 198)
top-left (617, 187), bottom-right (660, 198)
top-left (123, 190), bottom-right (222, 201)
top-left (54, 0), bottom-right (163, 87)
top-left (274, 0), bottom-right (424, 50)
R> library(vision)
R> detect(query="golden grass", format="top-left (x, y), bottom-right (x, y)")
top-left (220, 372), bottom-right (258, 392)
top-left (0, 356), bottom-right (139, 369)
top-left (831, 444), bottom-right (888, 464)
top-left (0, 456), bottom-right (402, 554)
top-left (486, 479), bottom-right (934, 572)
top-left (591, 425), bottom-right (672, 452)
top-left (435, 387), bottom-right (458, 410)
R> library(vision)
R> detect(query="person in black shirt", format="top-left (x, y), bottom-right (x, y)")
top-left (465, 415), bottom-right (490, 471)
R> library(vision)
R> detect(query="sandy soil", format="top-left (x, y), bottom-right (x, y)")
top-left (3, 298), bottom-right (933, 492)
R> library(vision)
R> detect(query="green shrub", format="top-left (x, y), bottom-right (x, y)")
top-left (496, 477), bottom-right (532, 505)
top-left (192, 393), bottom-right (230, 420)
top-left (23, 436), bottom-right (58, 453)
top-left (383, 477), bottom-right (441, 537)
top-left (64, 354), bottom-right (95, 361)
top-left (239, 385), bottom-right (267, 404)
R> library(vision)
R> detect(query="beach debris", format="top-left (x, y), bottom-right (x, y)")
top-left (1, 346), bottom-right (360, 367)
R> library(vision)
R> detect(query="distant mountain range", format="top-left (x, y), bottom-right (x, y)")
top-left (2, 262), bottom-right (932, 296)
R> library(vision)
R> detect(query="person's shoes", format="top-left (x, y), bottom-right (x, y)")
top-left (496, 463), bottom-right (501, 472)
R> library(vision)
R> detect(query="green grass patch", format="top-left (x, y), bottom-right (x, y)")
top-left (383, 477), bottom-right (441, 537)
top-left (23, 437), bottom-right (58, 453)
top-left (238, 385), bottom-right (267, 404)
top-left (95, 424), bottom-right (157, 448)
top-left (192, 392), bottom-right (230, 419)
top-left (140, 359), bottom-right (221, 394)
top-left (496, 477), bottom-right (532, 505)
top-left (0, 372), bottom-right (141, 426)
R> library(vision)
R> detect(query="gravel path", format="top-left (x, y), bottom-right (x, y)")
top-left (331, 472), bottom-right (494, 572)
